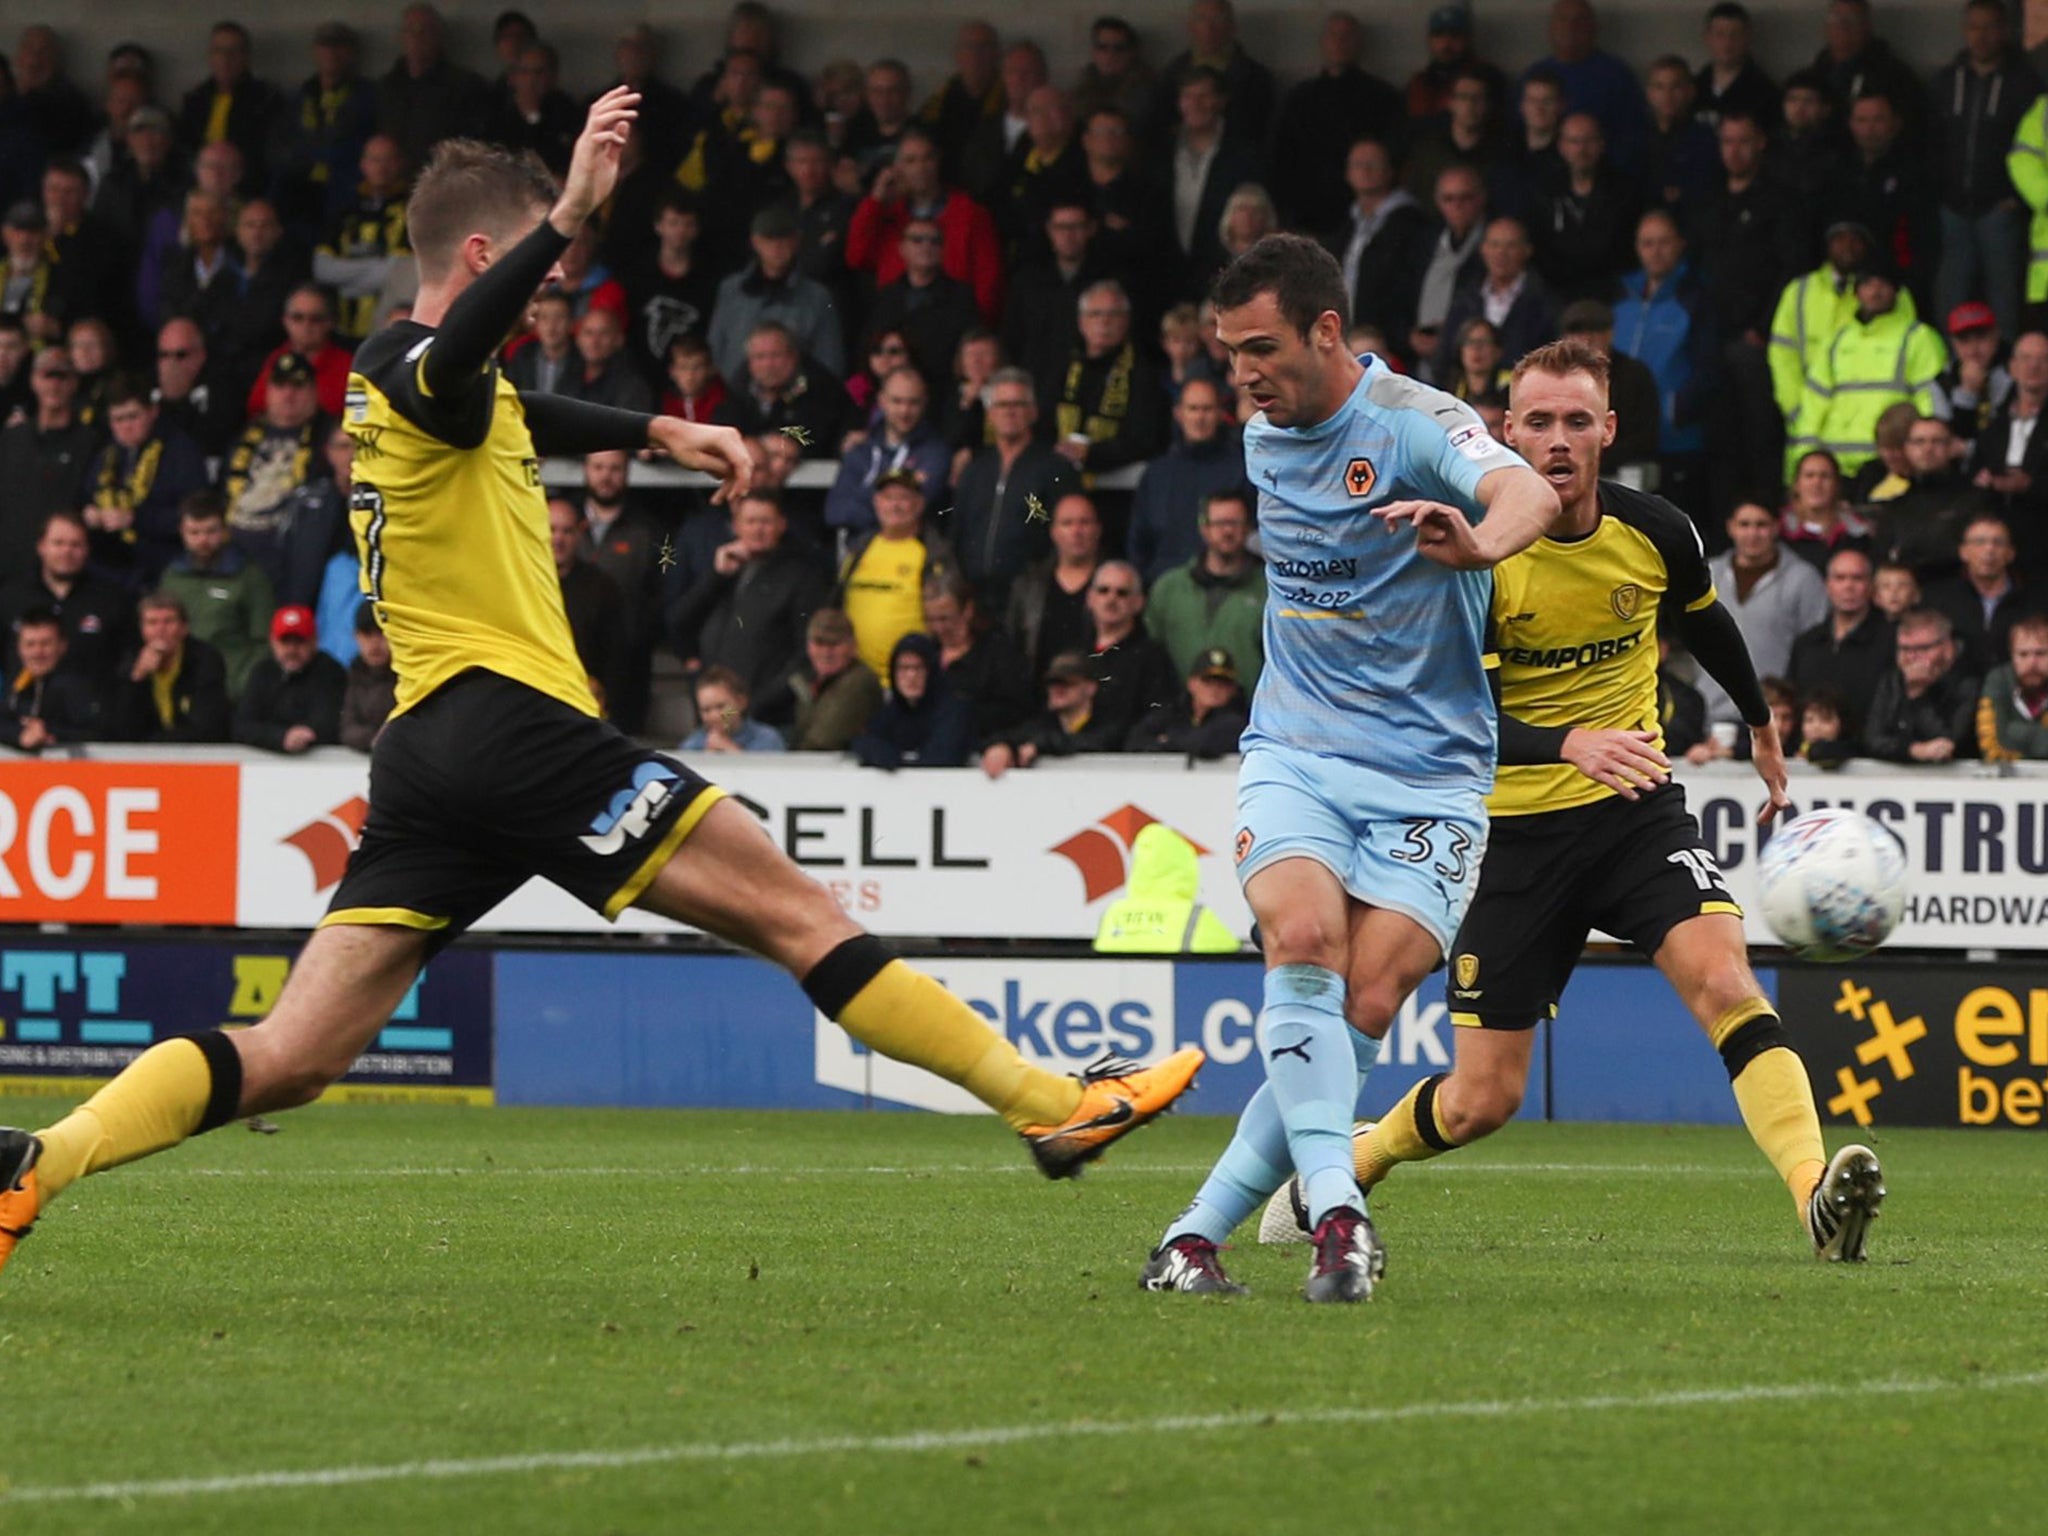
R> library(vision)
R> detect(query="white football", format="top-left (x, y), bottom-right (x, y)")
top-left (1755, 808), bottom-right (1909, 961)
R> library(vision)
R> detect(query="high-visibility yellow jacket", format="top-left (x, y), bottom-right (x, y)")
top-left (1792, 306), bottom-right (1947, 474)
top-left (1092, 824), bottom-right (1239, 954)
top-left (1769, 266), bottom-right (1919, 427)
top-left (2008, 96), bottom-right (2048, 303)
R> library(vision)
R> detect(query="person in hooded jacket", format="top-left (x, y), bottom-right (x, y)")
top-left (1092, 822), bottom-right (1239, 953)
top-left (853, 631), bottom-right (974, 768)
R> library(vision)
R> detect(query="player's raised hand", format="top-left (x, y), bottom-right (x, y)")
top-left (554, 86), bottom-right (640, 228)
top-left (1748, 721), bottom-right (1793, 825)
top-left (1561, 727), bottom-right (1670, 800)
top-left (1374, 499), bottom-right (1489, 568)
top-left (649, 417), bottom-right (754, 505)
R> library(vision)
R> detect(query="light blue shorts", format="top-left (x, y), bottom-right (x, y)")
top-left (1233, 745), bottom-right (1490, 955)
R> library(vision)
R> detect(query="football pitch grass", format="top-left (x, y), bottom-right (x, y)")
top-left (0, 1101), bottom-right (2041, 1536)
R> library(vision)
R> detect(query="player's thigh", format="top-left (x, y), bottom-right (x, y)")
top-left (1446, 813), bottom-right (1594, 1032)
top-left (1584, 785), bottom-right (1745, 978)
top-left (631, 796), bottom-right (862, 975)
top-left (233, 924), bottom-right (432, 1109)
top-left (1236, 750), bottom-right (1359, 971)
top-left (1243, 856), bottom-right (1354, 972)
top-left (1341, 901), bottom-right (1450, 1039)
top-left (1650, 912), bottom-right (1764, 1029)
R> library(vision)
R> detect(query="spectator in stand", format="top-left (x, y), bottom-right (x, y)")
top-left (314, 134), bottom-right (410, 343)
top-left (1695, 3), bottom-right (1778, 129)
top-left (1533, 112), bottom-right (1637, 305)
top-left (1073, 17), bottom-right (1156, 133)
top-left (546, 497), bottom-right (625, 716)
top-left (1129, 380), bottom-right (1245, 584)
top-left (1977, 612), bottom-right (2048, 759)
top-left (1143, 485), bottom-right (1264, 687)
top-left (944, 328), bottom-right (1004, 460)
top-left (843, 331), bottom-right (911, 419)
top-left (177, 22), bottom-right (281, 193)
top-left (1852, 400), bottom-right (1923, 505)
top-left (1161, 66), bottom-right (1261, 301)
top-left (240, 419), bottom-right (351, 610)
top-left (921, 22), bottom-right (1003, 188)
top-left (1940, 302), bottom-right (2013, 446)
top-left (489, 42), bottom-right (578, 177)
top-left (693, 4), bottom-right (814, 127)
top-left (1153, 0), bottom-right (1276, 148)
top-left (1876, 414), bottom-right (1979, 578)
top-left (946, 368), bottom-right (1067, 608)
top-left (1440, 217), bottom-right (1560, 370)
top-left (980, 649), bottom-right (1120, 775)
top-left (1640, 57), bottom-right (1715, 216)
top-left (565, 307), bottom-right (655, 414)
top-left (828, 367), bottom-right (949, 537)
top-left (1833, 89), bottom-right (1937, 310)
top-left (961, 42), bottom-right (1048, 207)
top-left (1780, 450), bottom-right (1876, 571)
top-left (669, 489), bottom-right (827, 724)
top-left (1699, 501), bottom-right (1831, 725)
top-left (0, 316), bottom-right (28, 422)
top-left (1928, 513), bottom-right (2035, 673)
top-left (219, 200), bottom-right (311, 400)
top-left (837, 468), bottom-right (956, 681)
top-left (1158, 305), bottom-right (1224, 411)
top-left (790, 606), bottom-right (883, 750)
top-left (1770, 220), bottom-right (1875, 477)
top-left (714, 320), bottom-right (848, 459)
top-left (1081, 557), bottom-right (1178, 743)
top-left (0, 510), bottom-right (130, 678)
top-left (96, 102), bottom-right (183, 295)
top-left (42, 157), bottom-right (125, 332)
top-left (683, 664), bottom-right (788, 754)
top-left (66, 319), bottom-right (114, 431)
top-left (147, 316), bottom-right (232, 462)
top-left (708, 205), bottom-right (846, 383)
top-left (505, 289), bottom-right (576, 396)
top-left (1402, 65), bottom-right (1507, 208)
top-left (1004, 201), bottom-right (1123, 392)
top-left (1778, 69), bottom-right (1852, 211)
top-left (277, 22), bottom-right (377, 234)
top-left (1968, 329), bottom-right (2048, 576)
top-left (247, 285), bottom-right (350, 422)
top-left (1813, 0), bottom-right (1926, 138)
top-left (0, 346), bottom-right (93, 583)
top-left (848, 130), bottom-right (1004, 310)
top-left (1935, 0), bottom-right (2040, 341)
top-left (1862, 607), bottom-right (1980, 760)
top-left (0, 200), bottom-right (73, 346)
top-left (865, 216), bottom-right (982, 395)
top-left (1409, 166), bottom-right (1489, 380)
top-left (1789, 545), bottom-right (1892, 738)
top-left (82, 377), bottom-right (209, 589)
top-left (619, 190), bottom-right (718, 391)
top-left (841, 58), bottom-right (917, 185)
top-left (158, 190), bottom-right (243, 341)
top-left (852, 631), bottom-right (973, 768)
top-left (1078, 107), bottom-right (1156, 279)
top-left (576, 449), bottom-right (662, 733)
top-left (1324, 137), bottom-right (1431, 361)
top-left (339, 601), bottom-right (394, 752)
top-left (922, 569), bottom-right (1033, 745)
top-left (1124, 644), bottom-right (1249, 757)
top-left (1799, 686), bottom-right (1853, 766)
top-left (3, 608), bottom-right (98, 748)
top-left (600, 24), bottom-right (693, 171)
top-left (661, 334), bottom-right (728, 424)
top-left (1613, 209), bottom-right (1713, 514)
top-left (158, 489), bottom-right (275, 697)
top-left (998, 86), bottom-right (1091, 260)
top-left (233, 602), bottom-right (344, 752)
top-left (110, 590), bottom-right (230, 742)
top-left (782, 130), bottom-right (854, 294)
top-left (1524, 0), bottom-right (1647, 158)
top-left (1216, 182), bottom-right (1282, 271)
top-left (1045, 280), bottom-right (1166, 474)
top-left (12, 26), bottom-right (94, 159)
top-left (1508, 71), bottom-right (1568, 200)
top-left (1873, 559), bottom-right (1923, 621)
top-left (552, 222), bottom-right (628, 324)
top-left (1797, 254), bottom-right (1946, 477)
top-left (1268, 13), bottom-right (1401, 235)
top-left (1445, 317), bottom-right (1512, 404)
top-left (376, 4), bottom-right (490, 172)
top-left (1008, 489), bottom-right (1104, 679)
top-left (225, 353), bottom-right (327, 549)
top-left (1405, 5), bottom-right (1507, 122)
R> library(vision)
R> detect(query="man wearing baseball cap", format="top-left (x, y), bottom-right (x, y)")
top-left (0, 201), bottom-right (69, 345)
top-left (836, 466), bottom-right (956, 682)
top-left (233, 603), bottom-right (347, 753)
top-left (1123, 644), bottom-right (1250, 758)
top-left (225, 352), bottom-right (328, 542)
top-left (1940, 300), bottom-right (2013, 444)
top-left (1406, 5), bottom-right (1507, 122)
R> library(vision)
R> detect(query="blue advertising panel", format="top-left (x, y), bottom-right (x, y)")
top-left (0, 940), bottom-right (493, 1103)
top-left (1544, 962), bottom-right (1772, 1125)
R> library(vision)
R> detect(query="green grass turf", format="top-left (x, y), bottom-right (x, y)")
top-left (0, 1101), bottom-right (2042, 1536)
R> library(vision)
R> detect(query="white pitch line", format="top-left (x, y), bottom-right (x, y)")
top-left (9, 1370), bottom-right (2045, 1506)
top-left (122, 1161), bottom-right (1767, 1180)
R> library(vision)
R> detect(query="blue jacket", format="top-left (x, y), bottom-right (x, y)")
top-left (1614, 259), bottom-right (1715, 456)
top-left (1128, 431), bottom-right (1248, 585)
top-left (823, 420), bottom-right (953, 534)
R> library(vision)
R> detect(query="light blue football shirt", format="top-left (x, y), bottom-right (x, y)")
top-left (1241, 355), bottom-right (1531, 787)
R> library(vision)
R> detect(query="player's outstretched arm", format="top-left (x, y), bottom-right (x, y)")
top-left (548, 86), bottom-right (639, 238)
top-left (1375, 465), bottom-right (1559, 571)
top-left (518, 395), bottom-right (753, 505)
top-left (1676, 599), bottom-right (1790, 823)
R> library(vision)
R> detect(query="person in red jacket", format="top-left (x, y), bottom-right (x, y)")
top-left (246, 284), bottom-right (355, 419)
top-left (844, 125), bottom-right (1003, 324)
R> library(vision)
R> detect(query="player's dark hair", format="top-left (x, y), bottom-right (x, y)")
top-left (1208, 233), bottom-right (1349, 337)
top-left (407, 139), bottom-right (559, 282)
top-left (1510, 336), bottom-right (1611, 397)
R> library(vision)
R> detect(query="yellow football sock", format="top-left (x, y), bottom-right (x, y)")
top-left (834, 959), bottom-right (1082, 1131)
top-left (1354, 1073), bottom-right (1456, 1193)
top-left (34, 1038), bottom-right (220, 1201)
top-left (1706, 998), bottom-right (1826, 1212)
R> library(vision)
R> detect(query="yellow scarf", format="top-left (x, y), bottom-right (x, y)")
top-left (96, 437), bottom-right (163, 514)
top-left (151, 649), bottom-right (185, 730)
top-left (1057, 344), bottom-right (1135, 443)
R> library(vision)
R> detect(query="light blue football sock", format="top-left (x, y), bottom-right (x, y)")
top-left (1261, 963), bottom-right (1366, 1226)
top-left (1160, 1082), bottom-right (1289, 1247)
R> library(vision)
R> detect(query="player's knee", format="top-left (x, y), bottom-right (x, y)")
top-left (1344, 979), bottom-right (1403, 1038)
top-left (1260, 912), bottom-right (1346, 972)
top-left (1441, 1074), bottom-right (1523, 1141)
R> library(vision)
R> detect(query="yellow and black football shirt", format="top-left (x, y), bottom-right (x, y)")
top-left (1486, 480), bottom-right (1716, 817)
top-left (345, 322), bottom-right (597, 722)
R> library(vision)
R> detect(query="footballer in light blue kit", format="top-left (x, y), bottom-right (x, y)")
top-left (1141, 234), bottom-right (1559, 1303)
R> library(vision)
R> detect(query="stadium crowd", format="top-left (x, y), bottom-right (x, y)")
top-left (3, 0), bottom-right (2048, 769)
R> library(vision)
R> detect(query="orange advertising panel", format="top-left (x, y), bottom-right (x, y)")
top-left (0, 762), bottom-right (239, 925)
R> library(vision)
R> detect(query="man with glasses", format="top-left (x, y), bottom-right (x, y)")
top-left (865, 216), bottom-right (980, 394)
top-left (846, 126), bottom-right (1003, 326)
top-left (1862, 607), bottom-right (1981, 760)
top-left (1079, 556), bottom-right (1177, 744)
top-left (951, 367), bottom-right (1072, 609)
top-left (1045, 279), bottom-right (1166, 472)
top-left (153, 316), bottom-right (239, 458)
top-left (248, 284), bottom-right (352, 420)
top-left (1073, 17), bottom-right (1155, 129)
top-left (1409, 165), bottom-right (1489, 382)
top-left (0, 344), bottom-right (93, 582)
top-left (1003, 200), bottom-right (1122, 389)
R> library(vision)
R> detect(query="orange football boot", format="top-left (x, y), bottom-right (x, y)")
top-left (1021, 1048), bottom-right (1204, 1178)
top-left (0, 1130), bottom-right (42, 1277)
